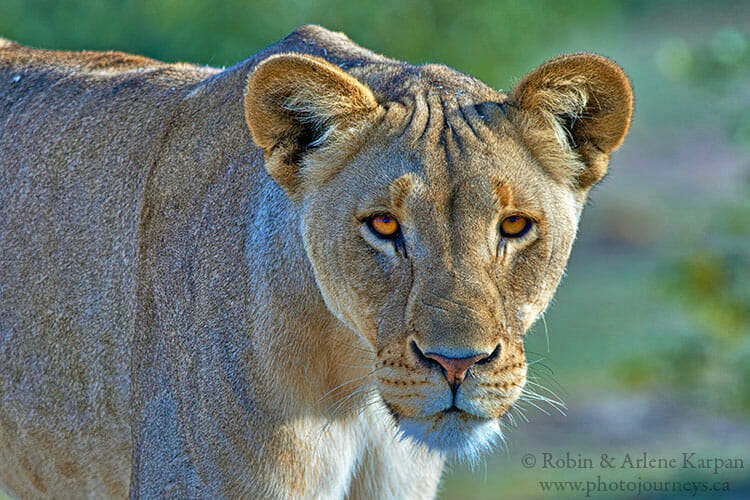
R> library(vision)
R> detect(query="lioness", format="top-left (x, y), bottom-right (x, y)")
top-left (0, 25), bottom-right (632, 499)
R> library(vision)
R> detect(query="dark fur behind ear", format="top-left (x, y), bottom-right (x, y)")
top-left (244, 54), bottom-right (379, 197)
top-left (509, 54), bottom-right (633, 189)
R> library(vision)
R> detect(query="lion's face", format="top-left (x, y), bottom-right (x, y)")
top-left (245, 54), bottom-right (632, 460)
top-left (298, 93), bottom-right (581, 459)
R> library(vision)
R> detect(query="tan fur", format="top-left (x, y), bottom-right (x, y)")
top-left (244, 54), bottom-right (381, 197)
top-left (0, 25), bottom-right (632, 499)
top-left (509, 53), bottom-right (633, 188)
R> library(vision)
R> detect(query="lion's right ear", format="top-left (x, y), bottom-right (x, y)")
top-left (509, 54), bottom-right (633, 190)
top-left (244, 54), bottom-right (379, 198)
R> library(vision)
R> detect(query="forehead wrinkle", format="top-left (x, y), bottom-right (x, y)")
top-left (427, 92), bottom-right (516, 189)
top-left (395, 88), bottom-right (508, 175)
top-left (422, 91), bottom-right (447, 162)
top-left (404, 91), bottom-right (430, 145)
top-left (414, 91), bottom-right (478, 194)
top-left (441, 98), bottom-right (465, 180)
top-left (388, 86), bottom-right (541, 256)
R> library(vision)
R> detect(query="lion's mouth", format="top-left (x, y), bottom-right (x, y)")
top-left (378, 363), bottom-right (523, 460)
top-left (437, 405), bottom-right (490, 422)
top-left (381, 396), bottom-right (504, 460)
top-left (438, 405), bottom-right (483, 422)
top-left (383, 399), bottom-right (485, 422)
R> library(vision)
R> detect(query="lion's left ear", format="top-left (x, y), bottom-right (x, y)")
top-left (244, 54), bottom-right (379, 199)
top-left (509, 54), bottom-right (633, 189)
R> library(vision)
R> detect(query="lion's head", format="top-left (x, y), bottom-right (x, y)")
top-left (244, 52), bottom-right (632, 460)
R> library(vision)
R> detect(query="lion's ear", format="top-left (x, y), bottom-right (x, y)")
top-left (244, 54), bottom-right (379, 197)
top-left (509, 54), bottom-right (633, 189)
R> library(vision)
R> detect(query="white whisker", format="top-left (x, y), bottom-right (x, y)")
top-left (316, 366), bottom-right (384, 403)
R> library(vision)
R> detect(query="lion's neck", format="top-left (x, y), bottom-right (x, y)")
top-left (243, 181), bottom-right (374, 419)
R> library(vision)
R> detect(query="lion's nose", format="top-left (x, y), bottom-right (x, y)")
top-left (411, 342), bottom-right (499, 389)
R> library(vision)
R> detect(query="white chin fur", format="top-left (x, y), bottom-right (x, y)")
top-left (397, 414), bottom-right (503, 462)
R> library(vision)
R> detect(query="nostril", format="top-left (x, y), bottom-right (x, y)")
top-left (475, 343), bottom-right (501, 366)
top-left (410, 341), bottom-right (441, 369)
top-left (411, 341), bottom-right (494, 387)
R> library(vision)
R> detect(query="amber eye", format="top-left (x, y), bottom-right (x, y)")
top-left (369, 215), bottom-right (400, 239)
top-left (500, 215), bottom-right (531, 238)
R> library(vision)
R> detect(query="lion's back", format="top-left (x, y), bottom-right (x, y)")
top-left (0, 40), bottom-right (217, 498)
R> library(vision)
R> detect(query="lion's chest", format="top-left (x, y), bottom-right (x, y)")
top-left (241, 405), bottom-right (441, 499)
top-left (258, 414), bottom-right (369, 499)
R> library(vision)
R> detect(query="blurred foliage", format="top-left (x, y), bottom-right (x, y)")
top-left (571, 9), bottom-right (749, 416)
top-left (653, 23), bottom-right (750, 150)
top-left (664, 177), bottom-right (750, 410)
top-left (612, 20), bottom-right (750, 412)
top-left (655, 27), bottom-right (749, 84)
top-left (0, 0), bottom-right (625, 84)
top-left (616, 176), bottom-right (750, 412)
top-left (666, 251), bottom-right (750, 338)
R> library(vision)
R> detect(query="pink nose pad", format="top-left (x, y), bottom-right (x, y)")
top-left (422, 352), bottom-right (488, 386)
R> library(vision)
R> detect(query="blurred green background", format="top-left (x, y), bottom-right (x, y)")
top-left (2, 1), bottom-right (749, 499)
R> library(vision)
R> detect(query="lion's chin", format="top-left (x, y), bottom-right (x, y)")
top-left (397, 412), bottom-right (503, 462)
